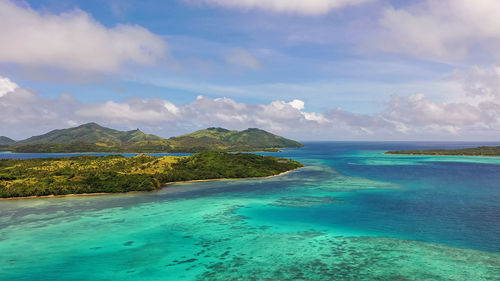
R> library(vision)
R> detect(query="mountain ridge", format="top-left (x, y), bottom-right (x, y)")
top-left (17, 123), bottom-right (164, 145)
top-left (167, 127), bottom-right (303, 152)
top-left (2, 123), bottom-right (303, 153)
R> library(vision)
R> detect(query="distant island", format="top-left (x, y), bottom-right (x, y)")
top-left (386, 146), bottom-right (500, 156)
top-left (0, 123), bottom-right (303, 153)
top-left (0, 151), bottom-right (303, 198)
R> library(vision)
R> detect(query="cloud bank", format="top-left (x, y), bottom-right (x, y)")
top-left (0, 0), bottom-right (167, 72)
top-left (1, 74), bottom-right (499, 141)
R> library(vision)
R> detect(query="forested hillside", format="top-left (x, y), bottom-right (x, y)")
top-left (0, 151), bottom-right (303, 198)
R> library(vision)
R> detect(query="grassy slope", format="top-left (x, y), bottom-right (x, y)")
top-left (386, 146), bottom-right (500, 156)
top-left (0, 151), bottom-right (303, 198)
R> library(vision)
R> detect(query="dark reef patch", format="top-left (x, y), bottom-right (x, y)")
top-left (270, 196), bottom-right (339, 207)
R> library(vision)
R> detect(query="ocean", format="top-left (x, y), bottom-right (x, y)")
top-left (0, 142), bottom-right (499, 280)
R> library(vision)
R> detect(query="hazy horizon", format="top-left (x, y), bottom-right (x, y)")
top-left (3, 121), bottom-right (500, 143)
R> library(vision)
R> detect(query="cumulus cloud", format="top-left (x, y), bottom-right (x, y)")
top-left (382, 94), bottom-right (483, 135)
top-left (76, 99), bottom-right (181, 125)
top-left (186, 0), bottom-right (371, 15)
top-left (183, 97), bottom-right (330, 132)
top-left (0, 76), bottom-right (19, 97)
top-left (288, 99), bottom-right (305, 110)
top-left (224, 48), bottom-right (261, 70)
top-left (0, 0), bottom-right (167, 72)
top-left (377, 0), bottom-right (500, 62)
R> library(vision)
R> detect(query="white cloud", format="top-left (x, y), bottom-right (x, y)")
top-left (0, 76), bottom-right (19, 97)
top-left (0, 0), bottom-right (167, 72)
top-left (383, 94), bottom-right (483, 134)
top-left (303, 112), bottom-right (329, 123)
top-left (76, 99), bottom-right (181, 125)
top-left (288, 99), bottom-right (305, 110)
top-left (183, 97), bottom-right (330, 132)
top-left (224, 48), bottom-right (261, 70)
top-left (187, 0), bottom-right (371, 15)
top-left (377, 0), bottom-right (500, 62)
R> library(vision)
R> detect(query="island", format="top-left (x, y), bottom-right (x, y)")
top-left (386, 146), bottom-right (500, 156)
top-left (0, 123), bottom-right (303, 153)
top-left (0, 151), bottom-right (303, 198)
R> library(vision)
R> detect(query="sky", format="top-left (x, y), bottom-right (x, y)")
top-left (1, 0), bottom-right (500, 141)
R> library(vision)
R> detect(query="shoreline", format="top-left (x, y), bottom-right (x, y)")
top-left (165, 167), bottom-right (300, 186)
top-left (0, 167), bottom-right (302, 201)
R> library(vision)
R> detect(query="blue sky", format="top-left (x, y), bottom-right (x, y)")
top-left (1, 0), bottom-right (500, 140)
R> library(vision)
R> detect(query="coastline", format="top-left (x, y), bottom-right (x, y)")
top-left (165, 167), bottom-right (300, 186)
top-left (0, 167), bottom-right (302, 201)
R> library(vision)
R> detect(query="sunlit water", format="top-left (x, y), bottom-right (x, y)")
top-left (1, 142), bottom-right (499, 280)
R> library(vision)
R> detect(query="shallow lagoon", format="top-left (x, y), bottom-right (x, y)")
top-left (1, 142), bottom-right (499, 280)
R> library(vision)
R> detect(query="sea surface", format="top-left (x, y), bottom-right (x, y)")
top-left (0, 142), bottom-right (499, 280)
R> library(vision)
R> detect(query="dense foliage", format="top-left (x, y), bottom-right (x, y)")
top-left (1, 123), bottom-right (302, 153)
top-left (386, 146), bottom-right (500, 156)
top-left (0, 151), bottom-right (303, 198)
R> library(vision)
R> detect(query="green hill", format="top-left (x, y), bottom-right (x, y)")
top-left (17, 122), bottom-right (164, 145)
top-left (13, 123), bottom-right (171, 153)
top-left (167, 127), bottom-right (303, 152)
top-left (5, 123), bottom-right (303, 153)
top-left (0, 136), bottom-right (16, 145)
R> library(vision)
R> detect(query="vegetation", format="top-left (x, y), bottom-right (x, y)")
top-left (0, 151), bottom-right (303, 198)
top-left (386, 146), bottom-right (500, 156)
top-left (11, 141), bottom-right (172, 153)
top-left (167, 127), bottom-right (303, 152)
top-left (1, 123), bottom-right (302, 153)
top-left (16, 122), bottom-right (163, 145)
top-left (11, 123), bottom-right (172, 153)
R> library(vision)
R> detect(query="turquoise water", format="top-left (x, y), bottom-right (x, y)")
top-left (1, 142), bottom-right (499, 280)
